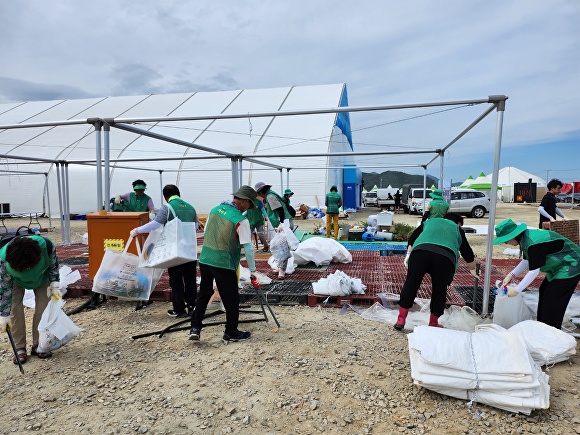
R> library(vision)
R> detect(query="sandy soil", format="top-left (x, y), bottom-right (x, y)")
top-left (0, 203), bottom-right (579, 434)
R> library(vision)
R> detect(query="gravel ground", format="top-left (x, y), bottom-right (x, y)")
top-left (0, 202), bottom-right (579, 434)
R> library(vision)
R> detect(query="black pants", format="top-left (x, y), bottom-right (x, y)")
top-left (537, 275), bottom-right (580, 329)
top-left (398, 249), bottom-right (455, 317)
top-left (191, 263), bottom-right (240, 335)
top-left (168, 261), bottom-right (197, 314)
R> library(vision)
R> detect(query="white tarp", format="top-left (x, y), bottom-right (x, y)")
top-left (408, 326), bottom-right (550, 414)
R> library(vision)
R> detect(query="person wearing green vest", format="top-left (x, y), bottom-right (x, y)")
top-left (325, 185), bottom-right (342, 240)
top-left (422, 189), bottom-right (450, 221)
top-left (113, 179), bottom-right (155, 217)
top-left (394, 213), bottom-right (477, 330)
top-left (282, 189), bottom-right (296, 219)
top-left (131, 184), bottom-right (198, 318)
top-left (493, 218), bottom-right (580, 329)
top-left (0, 235), bottom-right (61, 364)
top-left (254, 182), bottom-right (294, 230)
top-left (245, 198), bottom-right (269, 252)
top-left (189, 185), bottom-right (262, 343)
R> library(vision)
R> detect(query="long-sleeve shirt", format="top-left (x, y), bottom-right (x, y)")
top-left (0, 240), bottom-right (60, 317)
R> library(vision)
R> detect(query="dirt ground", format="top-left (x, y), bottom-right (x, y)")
top-left (0, 203), bottom-right (579, 434)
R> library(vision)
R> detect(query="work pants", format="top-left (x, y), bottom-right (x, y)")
top-left (537, 275), bottom-right (580, 329)
top-left (168, 260), bottom-right (197, 314)
top-left (326, 213), bottom-right (339, 240)
top-left (191, 264), bottom-right (240, 335)
top-left (251, 224), bottom-right (268, 248)
top-left (398, 250), bottom-right (455, 317)
top-left (10, 281), bottom-right (50, 350)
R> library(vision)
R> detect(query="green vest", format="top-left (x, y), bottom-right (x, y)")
top-left (0, 236), bottom-right (52, 289)
top-left (326, 191), bottom-right (341, 214)
top-left (245, 199), bottom-right (264, 228)
top-left (128, 192), bottom-right (152, 212)
top-left (199, 203), bottom-right (245, 271)
top-left (522, 229), bottom-right (580, 281)
top-left (429, 199), bottom-right (450, 219)
top-left (413, 218), bottom-right (462, 270)
top-left (167, 196), bottom-right (196, 223)
top-left (265, 190), bottom-right (291, 228)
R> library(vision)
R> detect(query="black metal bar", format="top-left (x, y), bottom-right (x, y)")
top-left (6, 325), bottom-right (24, 374)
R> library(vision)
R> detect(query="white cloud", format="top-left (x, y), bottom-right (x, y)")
top-left (0, 0), bottom-right (578, 180)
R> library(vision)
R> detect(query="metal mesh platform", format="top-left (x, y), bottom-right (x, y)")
top-left (239, 281), bottom-right (313, 305)
top-left (295, 262), bottom-right (330, 271)
top-left (454, 286), bottom-right (497, 314)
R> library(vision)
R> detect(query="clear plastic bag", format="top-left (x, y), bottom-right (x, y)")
top-left (37, 297), bottom-right (82, 353)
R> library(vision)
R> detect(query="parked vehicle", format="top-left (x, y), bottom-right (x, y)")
top-left (376, 188), bottom-right (397, 209)
top-left (405, 187), bottom-right (433, 214)
top-left (562, 193), bottom-right (580, 203)
top-left (363, 191), bottom-right (378, 207)
top-left (448, 188), bottom-right (490, 218)
top-left (401, 184), bottom-right (429, 214)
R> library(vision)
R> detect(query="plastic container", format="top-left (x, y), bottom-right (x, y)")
top-left (374, 231), bottom-right (393, 241)
top-left (367, 215), bottom-right (378, 227)
top-left (362, 232), bottom-right (375, 242)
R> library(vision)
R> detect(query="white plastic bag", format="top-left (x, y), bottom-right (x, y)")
top-left (140, 203), bottom-right (197, 268)
top-left (267, 255), bottom-right (296, 274)
top-left (37, 297), bottom-right (82, 353)
top-left (93, 236), bottom-right (163, 301)
top-left (270, 232), bottom-right (291, 262)
top-left (493, 293), bottom-right (534, 329)
top-left (281, 220), bottom-right (300, 250)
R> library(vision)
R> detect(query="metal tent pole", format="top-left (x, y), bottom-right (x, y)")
top-left (103, 123), bottom-right (111, 209)
top-left (92, 121), bottom-right (103, 211)
top-left (482, 96), bottom-right (508, 315)
top-left (44, 173), bottom-right (52, 229)
top-left (55, 163), bottom-right (64, 241)
top-left (158, 170), bottom-right (164, 207)
top-left (422, 168), bottom-right (428, 212)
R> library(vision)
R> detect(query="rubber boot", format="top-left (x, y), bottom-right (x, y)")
top-left (394, 307), bottom-right (409, 331)
top-left (428, 313), bottom-right (443, 328)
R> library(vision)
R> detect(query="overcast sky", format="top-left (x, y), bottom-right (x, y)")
top-left (1, 1), bottom-right (578, 183)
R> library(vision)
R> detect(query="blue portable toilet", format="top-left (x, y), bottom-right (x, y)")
top-left (343, 164), bottom-right (362, 210)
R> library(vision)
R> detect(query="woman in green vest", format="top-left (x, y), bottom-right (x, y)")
top-left (395, 213), bottom-right (477, 330)
top-left (421, 189), bottom-right (450, 221)
top-left (131, 184), bottom-right (199, 318)
top-left (493, 218), bottom-right (580, 329)
top-left (325, 185), bottom-right (342, 240)
top-left (245, 198), bottom-right (269, 252)
top-left (0, 236), bottom-right (61, 364)
top-left (113, 179), bottom-right (155, 216)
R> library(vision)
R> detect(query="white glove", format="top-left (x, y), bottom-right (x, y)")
top-left (130, 229), bottom-right (139, 238)
top-left (48, 282), bottom-right (62, 300)
top-left (507, 285), bottom-right (519, 297)
top-left (277, 224), bottom-right (284, 233)
top-left (502, 274), bottom-right (513, 287)
top-left (403, 253), bottom-right (410, 268)
top-left (469, 268), bottom-right (479, 278)
top-left (114, 195), bottom-right (122, 205)
top-left (149, 212), bottom-right (156, 220)
top-left (0, 316), bottom-right (11, 333)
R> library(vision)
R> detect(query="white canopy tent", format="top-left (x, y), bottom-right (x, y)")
top-left (0, 86), bottom-right (508, 314)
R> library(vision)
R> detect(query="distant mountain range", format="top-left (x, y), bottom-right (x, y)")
top-left (362, 170), bottom-right (438, 189)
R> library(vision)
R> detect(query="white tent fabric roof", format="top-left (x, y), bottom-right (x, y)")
top-left (0, 84), bottom-right (353, 214)
top-left (493, 166), bottom-right (546, 187)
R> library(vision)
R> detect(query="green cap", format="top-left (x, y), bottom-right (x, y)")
top-left (133, 184), bottom-right (147, 190)
top-left (284, 189), bottom-right (294, 195)
top-left (233, 185), bottom-right (258, 208)
top-left (429, 189), bottom-right (443, 199)
top-left (493, 219), bottom-right (527, 245)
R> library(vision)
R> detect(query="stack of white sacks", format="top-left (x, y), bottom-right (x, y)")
top-left (407, 321), bottom-right (576, 415)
